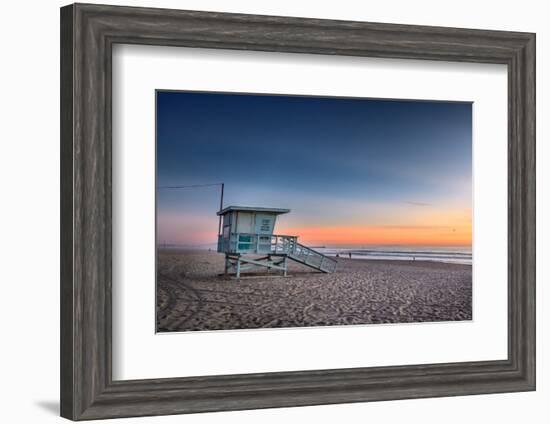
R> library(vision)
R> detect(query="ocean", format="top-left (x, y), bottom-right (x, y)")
top-left (317, 246), bottom-right (472, 265)
top-left (161, 243), bottom-right (473, 265)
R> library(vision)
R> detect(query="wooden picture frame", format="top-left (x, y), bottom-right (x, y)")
top-left (60, 3), bottom-right (535, 420)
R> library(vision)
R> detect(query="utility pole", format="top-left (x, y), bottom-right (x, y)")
top-left (218, 183), bottom-right (225, 237)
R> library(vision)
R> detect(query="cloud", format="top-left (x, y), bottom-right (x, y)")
top-left (405, 201), bottom-right (431, 206)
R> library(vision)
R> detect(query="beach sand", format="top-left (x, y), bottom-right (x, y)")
top-left (157, 249), bottom-right (472, 332)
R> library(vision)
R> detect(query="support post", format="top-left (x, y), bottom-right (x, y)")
top-left (283, 255), bottom-right (288, 277)
top-left (236, 257), bottom-right (241, 279)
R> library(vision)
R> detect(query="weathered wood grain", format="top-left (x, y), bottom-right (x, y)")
top-left (60, 3), bottom-right (536, 420)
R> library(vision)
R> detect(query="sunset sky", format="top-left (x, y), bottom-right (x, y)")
top-left (157, 91), bottom-right (472, 248)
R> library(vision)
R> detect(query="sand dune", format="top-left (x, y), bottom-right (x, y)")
top-left (157, 249), bottom-right (472, 332)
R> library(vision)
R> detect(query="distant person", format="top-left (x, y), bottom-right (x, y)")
top-left (348, 252), bottom-right (352, 259)
top-left (336, 253), bottom-right (340, 258)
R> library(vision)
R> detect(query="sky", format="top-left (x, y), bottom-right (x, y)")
top-left (157, 91), bottom-right (472, 248)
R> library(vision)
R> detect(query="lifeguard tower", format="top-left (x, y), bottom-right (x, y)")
top-left (217, 206), bottom-right (337, 278)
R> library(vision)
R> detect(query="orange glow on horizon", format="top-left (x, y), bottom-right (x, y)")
top-left (277, 224), bottom-right (471, 247)
top-left (277, 206), bottom-right (472, 247)
top-left (157, 208), bottom-right (472, 247)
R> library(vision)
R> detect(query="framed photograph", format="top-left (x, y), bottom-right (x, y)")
top-left (60, 3), bottom-right (535, 420)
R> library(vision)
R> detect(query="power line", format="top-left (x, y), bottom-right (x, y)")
top-left (157, 182), bottom-right (226, 236)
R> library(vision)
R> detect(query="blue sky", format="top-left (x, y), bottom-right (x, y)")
top-left (157, 91), bottom-right (472, 247)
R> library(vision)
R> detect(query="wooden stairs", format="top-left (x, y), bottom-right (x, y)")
top-left (288, 242), bottom-right (337, 273)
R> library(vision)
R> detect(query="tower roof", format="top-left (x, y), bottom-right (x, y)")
top-left (217, 206), bottom-right (290, 216)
